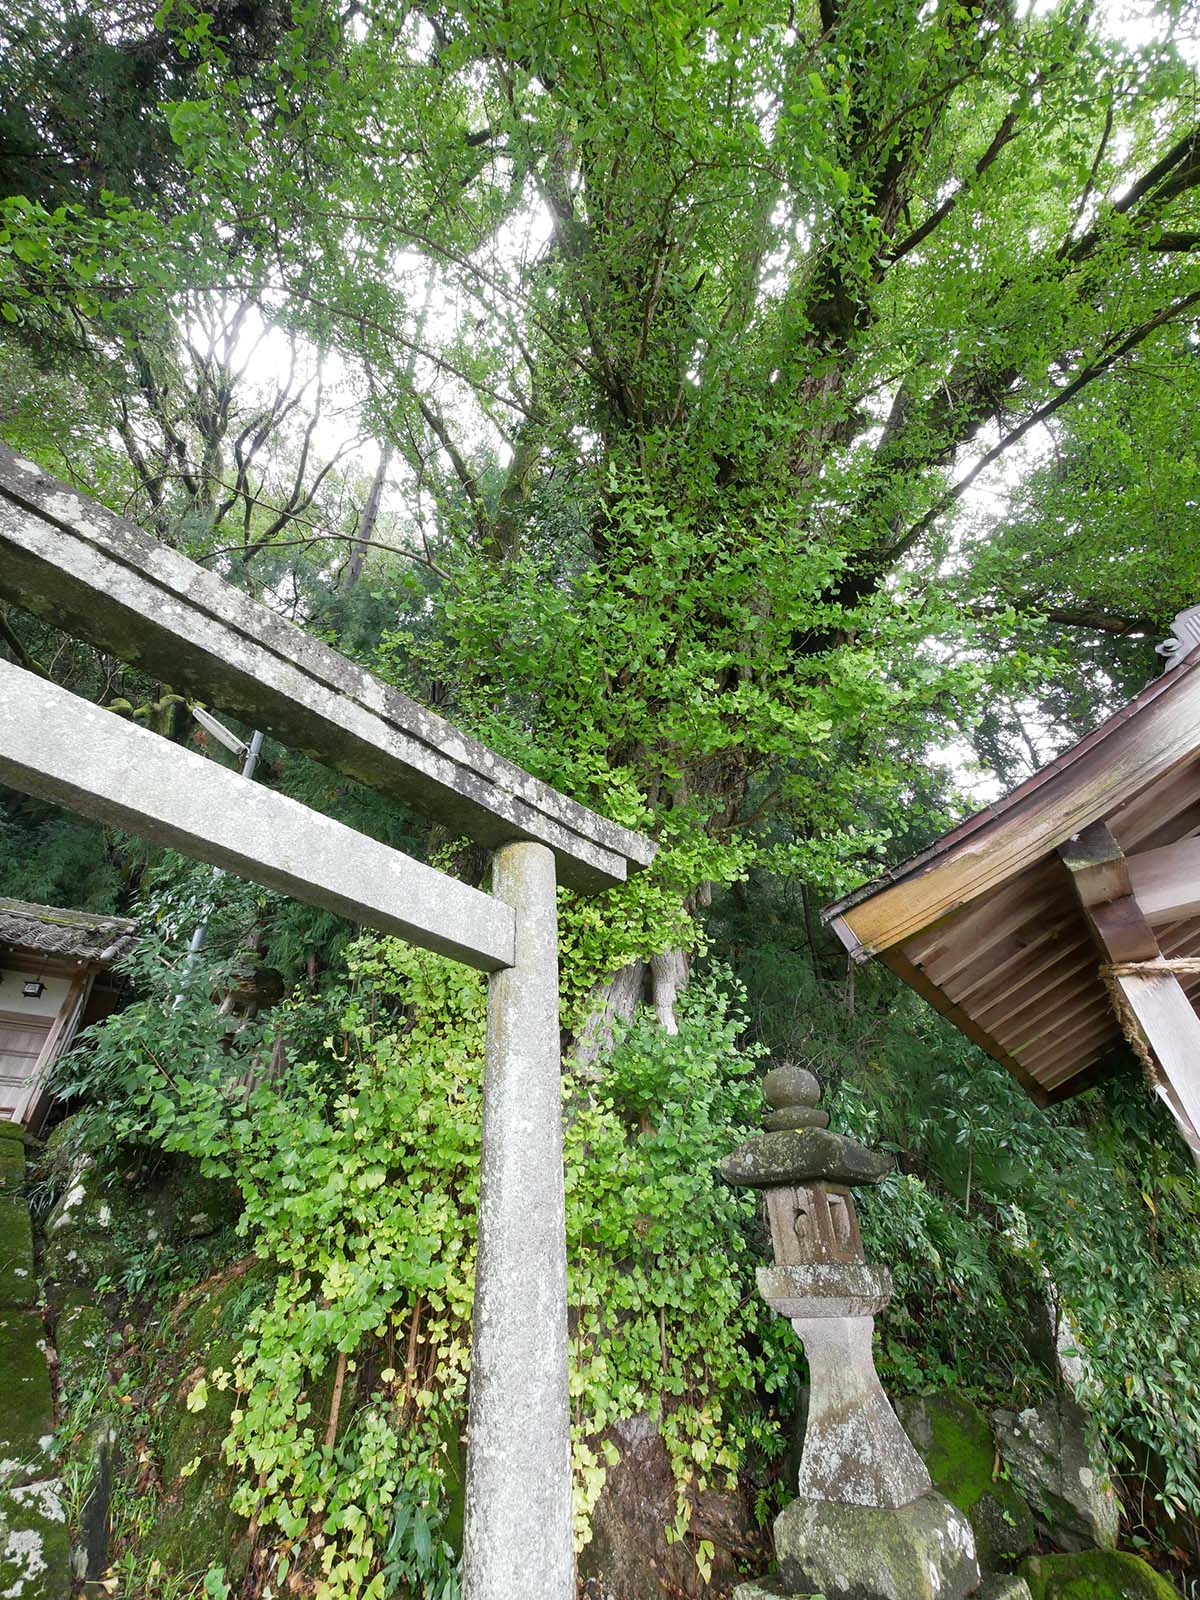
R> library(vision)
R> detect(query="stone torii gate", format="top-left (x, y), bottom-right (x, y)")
top-left (0, 442), bottom-right (656, 1599)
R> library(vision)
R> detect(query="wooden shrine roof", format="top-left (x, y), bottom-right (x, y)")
top-left (822, 639), bottom-right (1200, 1105)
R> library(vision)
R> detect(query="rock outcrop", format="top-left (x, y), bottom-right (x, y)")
top-left (579, 1413), bottom-right (766, 1600)
top-left (1019, 1550), bottom-right (1184, 1598)
top-left (896, 1389), bottom-right (1035, 1569)
top-left (993, 1397), bottom-right (1120, 1553)
top-left (772, 1490), bottom-right (978, 1600)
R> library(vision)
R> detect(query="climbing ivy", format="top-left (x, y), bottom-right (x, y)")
top-left (61, 933), bottom-right (795, 1598)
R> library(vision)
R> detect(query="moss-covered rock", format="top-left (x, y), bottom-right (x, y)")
top-left (40, 1157), bottom-right (126, 1302)
top-left (54, 1303), bottom-right (110, 1406)
top-left (1020, 1550), bottom-right (1184, 1599)
top-left (38, 1126), bottom-right (242, 1308)
top-left (0, 1133), bottom-right (26, 1190)
top-left (896, 1390), bottom-right (1035, 1568)
top-left (0, 1478), bottom-right (70, 1599)
top-left (775, 1489), bottom-right (979, 1600)
top-left (144, 1335), bottom-right (253, 1591)
top-left (0, 1196), bottom-right (35, 1309)
top-left (0, 1312), bottom-right (55, 1487)
top-left (148, 1159), bottom-right (241, 1245)
top-left (976, 1578), bottom-right (1032, 1600)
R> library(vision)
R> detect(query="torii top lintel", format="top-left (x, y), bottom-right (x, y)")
top-left (0, 444), bottom-right (655, 894)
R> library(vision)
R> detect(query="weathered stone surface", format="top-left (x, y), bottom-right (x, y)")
top-left (1019, 1550), bottom-right (1184, 1599)
top-left (786, 1315), bottom-right (930, 1509)
top-left (993, 1398), bottom-right (1119, 1553)
top-left (70, 1417), bottom-right (116, 1582)
top-left (758, 1262), bottom-right (892, 1319)
top-left (732, 1585), bottom-right (791, 1600)
top-left (54, 1304), bottom-right (110, 1405)
top-left (721, 1128), bottom-right (893, 1189)
top-left (763, 1108), bottom-right (831, 1131)
top-left (998, 1249), bottom-right (1090, 1400)
top-left (896, 1389), bottom-right (1035, 1568)
top-left (976, 1578), bottom-right (1033, 1600)
top-left (0, 1197), bottom-right (35, 1308)
top-left (764, 1065), bottom-right (821, 1110)
top-left (578, 1413), bottom-right (767, 1600)
top-left (0, 665), bottom-right (517, 973)
top-left (464, 842), bottom-right (573, 1600)
top-left (0, 1479), bottom-right (70, 1600)
top-left (149, 1159), bottom-right (241, 1244)
top-left (40, 1158), bottom-right (125, 1302)
top-left (775, 1489), bottom-right (979, 1600)
top-left (0, 1312), bottom-right (55, 1486)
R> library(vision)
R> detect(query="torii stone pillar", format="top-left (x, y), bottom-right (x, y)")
top-left (465, 842), bottom-right (574, 1598)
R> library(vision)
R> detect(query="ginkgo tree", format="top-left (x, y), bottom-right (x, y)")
top-left (2, 0), bottom-right (1200, 1017)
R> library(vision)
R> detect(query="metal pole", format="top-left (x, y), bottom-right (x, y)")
top-left (464, 840), bottom-right (574, 1600)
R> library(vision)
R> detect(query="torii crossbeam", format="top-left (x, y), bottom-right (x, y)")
top-left (0, 443), bottom-right (656, 1600)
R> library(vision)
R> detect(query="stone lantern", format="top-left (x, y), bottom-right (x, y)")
top-left (723, 1064), bottom-right (978, 1600)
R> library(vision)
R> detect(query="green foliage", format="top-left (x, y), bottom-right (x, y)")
top-left (0, 791), bottom-right (125, 912)
top-left (64, 931), bottom-right (792, 1598)
top-left (5, 0), bottom-right (1200, 1588)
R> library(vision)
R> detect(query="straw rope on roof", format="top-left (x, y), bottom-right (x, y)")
top-left (0, 897), bottom-right (139, 964)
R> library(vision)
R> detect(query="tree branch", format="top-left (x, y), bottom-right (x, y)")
top-left (890, 287), bottom-right (1200, 559)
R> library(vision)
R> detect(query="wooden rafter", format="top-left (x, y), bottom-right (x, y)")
top-left (1059, 822), bottom-right (1200, 1151)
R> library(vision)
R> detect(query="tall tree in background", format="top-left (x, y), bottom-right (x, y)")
top-left (3, 0), bottom-right (1200, 1023)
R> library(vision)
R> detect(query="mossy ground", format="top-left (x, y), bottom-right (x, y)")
top-left (0, 1311), bottom-right (55, 1482)
top-left (1020, 1550), bottom-right (1184, 1599)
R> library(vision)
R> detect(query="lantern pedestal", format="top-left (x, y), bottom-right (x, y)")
top-left (770, 1490), bottom-right (979, 1600)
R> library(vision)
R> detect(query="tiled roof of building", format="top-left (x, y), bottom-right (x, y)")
top-left (0, 897), bottom-right (139, 964)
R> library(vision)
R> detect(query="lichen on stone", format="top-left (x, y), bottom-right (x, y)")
top-left (0, 1480), bottom-right (70, 1600)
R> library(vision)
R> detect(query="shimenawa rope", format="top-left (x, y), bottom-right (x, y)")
top-left (1099, 958), bottom-right (1200, 1089)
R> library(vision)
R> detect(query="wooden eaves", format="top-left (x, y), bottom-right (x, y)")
top-left (822, 634), bottom-right (1200, 1151)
